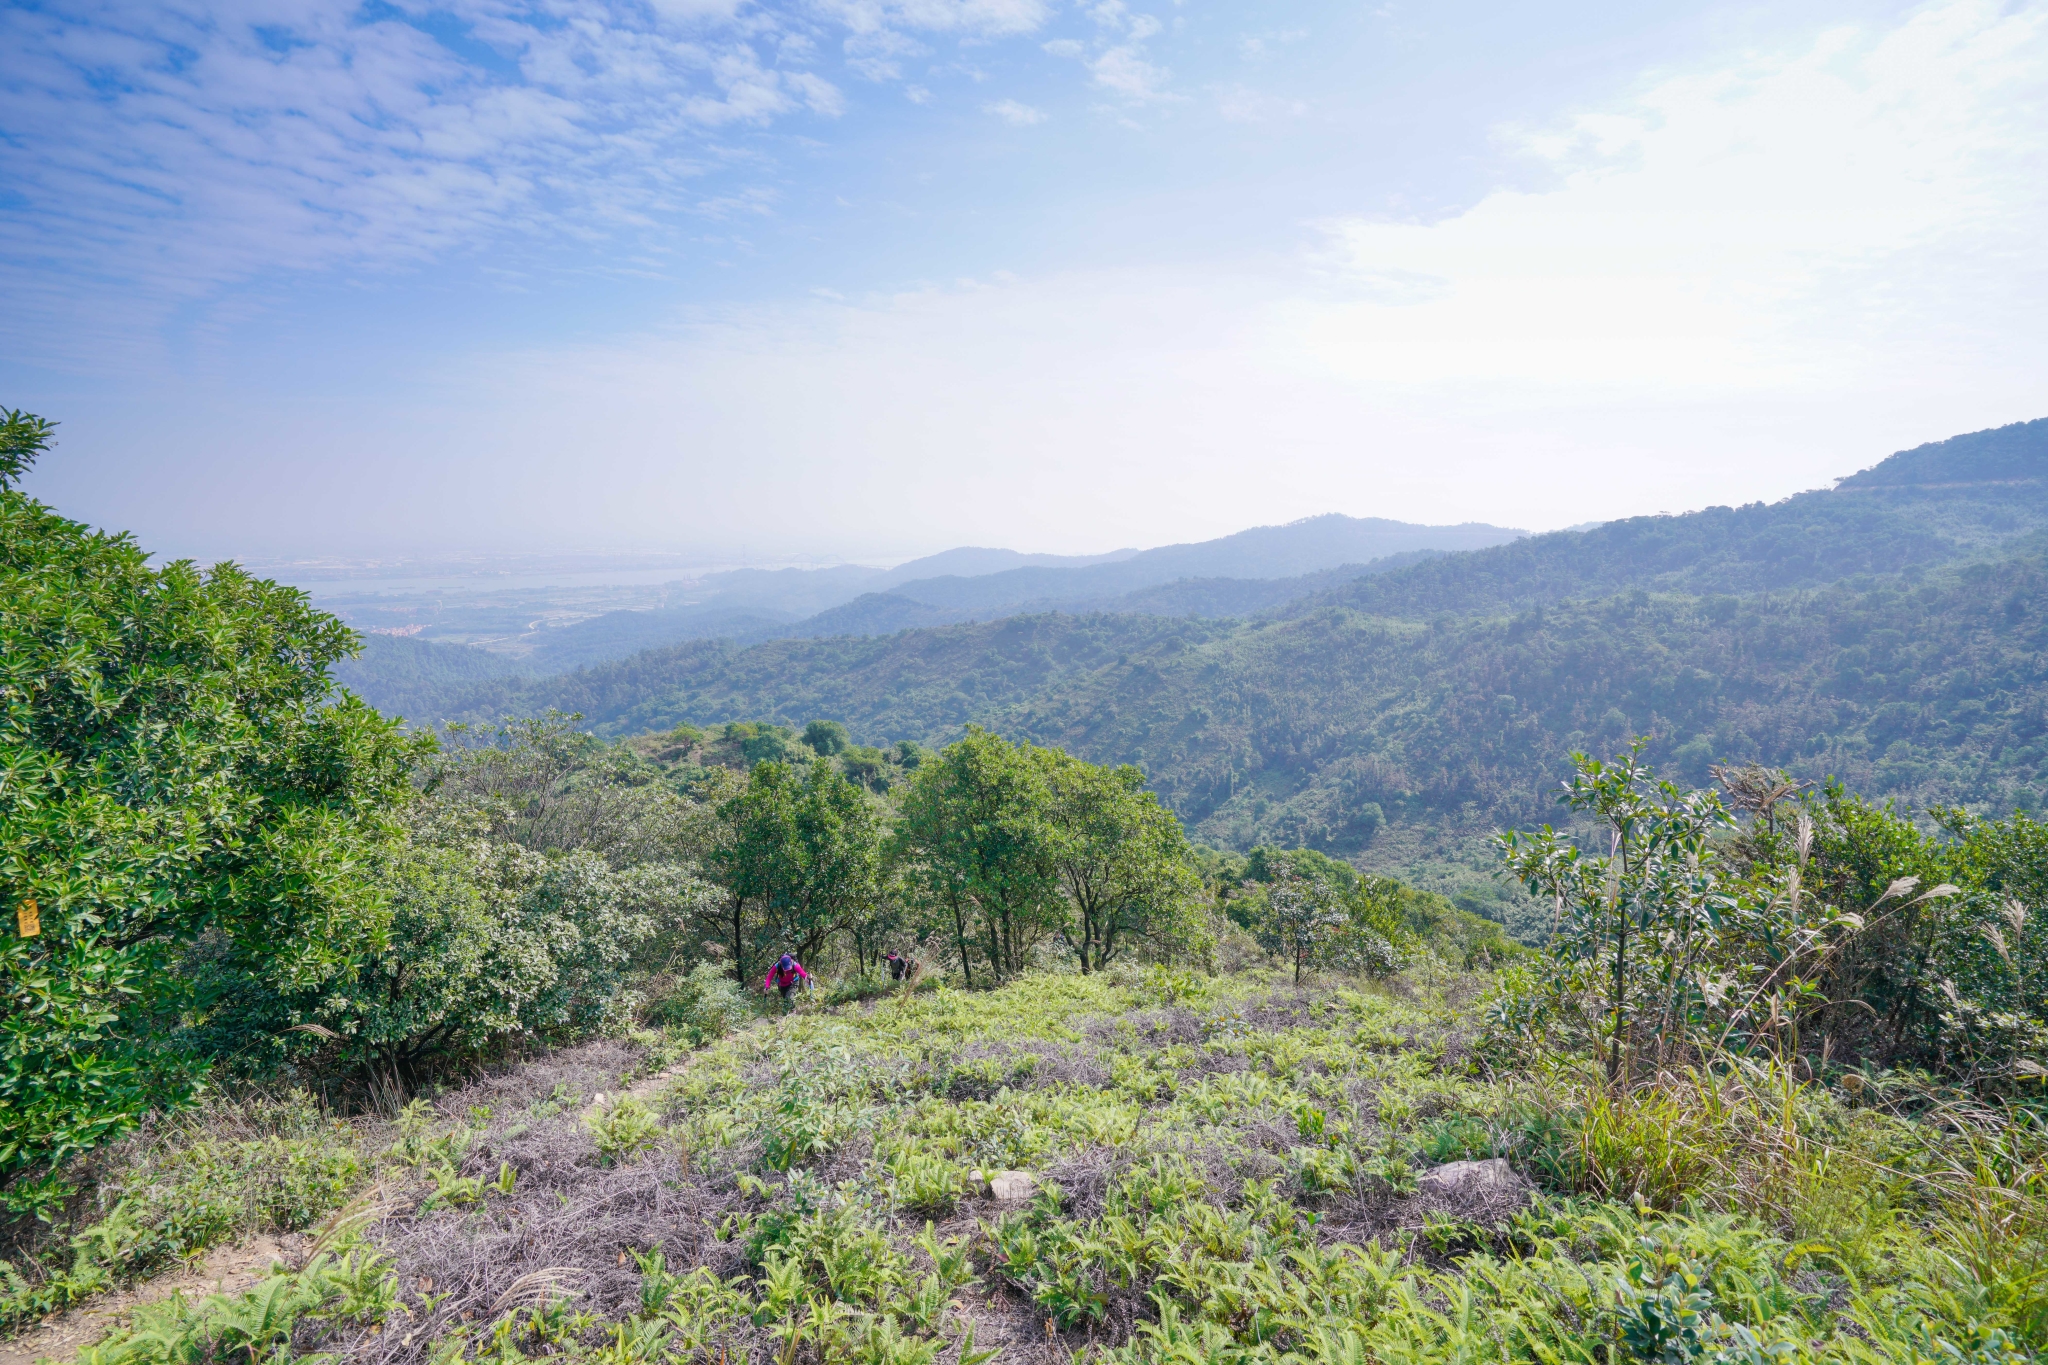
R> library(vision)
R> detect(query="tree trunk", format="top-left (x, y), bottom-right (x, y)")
top-left (729, 894), bottom-right (749, 989)
top-left (953, 905), bottom-right (973, 987)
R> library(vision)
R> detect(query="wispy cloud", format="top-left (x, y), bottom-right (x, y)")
top-left (1089, 46), bottom-right (1172, 99)
top-left (844, 27), bottom-right (931, 81)
top-left (0, 0), bottom-right (1050, 367)
top-left (224, 0), bottom-right (2043, 553)
top-left (983, 97), bottom-right (1047, 124)
top-left (1036, 0), bottom-right (1171, 103)
top-left (1216, 84), bottom-right (1307, 122)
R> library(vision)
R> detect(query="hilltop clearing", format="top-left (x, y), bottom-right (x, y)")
top-left (16, 967), bottom-right (2045, 1365)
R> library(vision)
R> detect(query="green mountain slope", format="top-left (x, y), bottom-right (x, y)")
top-left (1278, 419), bottom-right (2048, 622)
top-left (398, 550), bottom-right (2048, 846)
top-left (1836, 415), bottom-right (2048, 487)
top-left (332, 634), bottom-right (531, 720)
top-left (343, 420), bottom-right (2048, 908)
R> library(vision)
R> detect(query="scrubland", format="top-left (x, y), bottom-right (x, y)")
top-left (12, 963), bottom-right (2042, 1365)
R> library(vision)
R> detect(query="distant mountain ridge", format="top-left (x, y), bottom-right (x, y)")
top-left (1837, 416), bottom-right (2048, 489)
top-left (470, 512), bottom-right (1522, 672)
top-left (802, 551), bottom-right (1443, 638)
top-left (873, 545), bottom-right (1141, 583)
top-left (328, 416), bottom-right (2048, 910)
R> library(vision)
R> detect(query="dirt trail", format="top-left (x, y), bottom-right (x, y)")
top-left (580, 1050), bottom-right (699, 1124)
top-left (0, 1237), bottom-right (285, 1365)
top-left (11, 1031), bottom-right (751, 1365)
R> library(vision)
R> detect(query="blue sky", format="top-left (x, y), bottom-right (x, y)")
top-left (4, 0), bottom-right (2045, 563)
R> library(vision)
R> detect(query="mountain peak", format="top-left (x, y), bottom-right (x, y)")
top-left (1836, 416), bottom-right (2048, 489)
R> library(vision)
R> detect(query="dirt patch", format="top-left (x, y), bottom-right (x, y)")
top-left (0, 1237), bottom-right (286, 1365)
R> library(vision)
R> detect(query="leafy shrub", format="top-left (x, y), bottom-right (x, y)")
top-left (588, 1097), bottom-right (663, 1164)
top-left (646, 961), bottom-right (755, 1042)
top-left (877, 1143), bottom-right (966, 1218)
top-left (192, 815), bottom-right (698, 1089)
top-left (71, 1240), bottom-right (398, 1365)
top-left (823, 971), bottom-right (893, 1007)
top-left (1, 411), bottom-right (418, 1189)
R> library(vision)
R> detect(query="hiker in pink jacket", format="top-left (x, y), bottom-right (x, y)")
top-left (762, 953), bottom-right (810, 1012)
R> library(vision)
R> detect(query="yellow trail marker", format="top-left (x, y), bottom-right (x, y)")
top-left (16, 899), bottom-right (39, 938)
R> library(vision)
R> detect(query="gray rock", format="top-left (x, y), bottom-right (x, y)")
top-left (988, 1170), bottom-right (1038, 1202)
top-left (1414, 1157), bottom-right (1529, 1223)
top-left (1417, 1157), bottom-right (1517, 1197)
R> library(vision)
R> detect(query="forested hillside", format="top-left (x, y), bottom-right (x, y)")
top-left (791, 550), bottom-right (1439, 639)
top-left (392, 553), bottom-right (2048, 846)
top-left (1289, 458), bottom-right (2048, 621)
top-left (11, 407), bottom-right (2048, 1365)
top-left (342, 417), bottom-right (2048, 902)
top-left (336, 632), bottom-right (534, 718)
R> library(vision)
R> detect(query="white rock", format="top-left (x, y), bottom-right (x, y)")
top-left (988, 1171), bottom-right (1037, 1201)
top-left (1417, 1157), bottom-right (1518, 1199)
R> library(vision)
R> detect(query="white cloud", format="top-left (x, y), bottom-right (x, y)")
top-left (1044, 0), bottom-right (1170, 101)
top-left (1295, 0), bottom-right (2048, 398)
top-left (1216, 84), bottom-right (1306, 121)
top-left (844, 28), bottom-right (929, 81)
top-left (1090, 45), bottom-right (1170, 99)
top-left (983, 97), bottom-right (1047, 124)
top-left (785, 70), bottom-right (848, 115)
top-left (1236, 27), bottom-right (1305, 60)
top-left (170, 0), bottom-right (2042, 554)
top-left (813, 0), bottom-right (1050, 37)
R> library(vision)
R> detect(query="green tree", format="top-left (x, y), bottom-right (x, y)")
top-left (0, 408), bottom-right (56, 487)
top-left (709, 756), bottom-right (881, 984)
top-left (839, 745), bottom-right (891, 793)
top-left (430, 712), bottom-right (698, 867)
top-left (1253, 869), bottom-right (1346, 985)
top-left (0, 411), bottom-right (420, 1193)
top-left (1333, 876), bottom-right (1411, 977)
top-left (1500, 743), bottom-right (1730, 1087)
top-left (1038, 750), bottom-right (1203, 973)
top-left (802, 719), bottom-right (850, 756)
top-left (893, 728), bottom-right (1064, 986)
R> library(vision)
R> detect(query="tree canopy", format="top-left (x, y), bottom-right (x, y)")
top-left (1, 413), bottom-right (421, 1184)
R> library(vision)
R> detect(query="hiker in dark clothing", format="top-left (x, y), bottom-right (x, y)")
top-left (884, 952), bottom-right (917, 983)
top-left (762, 954), bottom-right (810, 1012)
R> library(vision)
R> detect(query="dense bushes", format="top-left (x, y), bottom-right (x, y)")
top-left (0, 412), bottom-right (420, 1200)
top-left (1491, 745), bottom-right (2047, 1086)
top-left (644, 962), bottom-right (753, 1042)
top-left (1204, 844), bottom-right (1520, 973)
